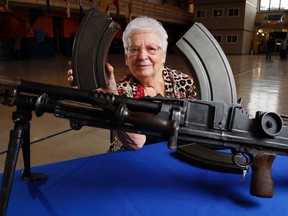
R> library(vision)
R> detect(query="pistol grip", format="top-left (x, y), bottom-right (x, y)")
top-left (250, 154), bottom-right (276, 198)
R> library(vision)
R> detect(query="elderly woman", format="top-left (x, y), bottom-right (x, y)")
top-left (68, 16), bottom-right (197, 151)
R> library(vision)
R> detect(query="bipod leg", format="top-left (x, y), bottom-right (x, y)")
top-left (0, 108), bottom-right (46, 216)
top-left (21, 119), bottom-right (46, 181)
top-left (0, 112), bottom-right (28, 215)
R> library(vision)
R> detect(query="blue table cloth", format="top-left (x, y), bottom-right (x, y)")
top-left (1, 142), bottom-right (288, 216)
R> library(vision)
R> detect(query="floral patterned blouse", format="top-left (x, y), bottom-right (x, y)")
top-left (117, 66), bottom-right (196, 99)
top-left (108, 66), bottom-right (197, 152)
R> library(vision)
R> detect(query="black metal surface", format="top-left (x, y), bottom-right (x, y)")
top-left (176, 144), bottom-right (243, 174)
top-left (1, 78), bottom-right (288, 211)
top-left (0, 129), bottom-right (22, 216)
top-left (72, 8), bottom-right (120, 90)
top-left (174, 22), bottom-right (237, 103)
top-left (174, 22), bottom-right (241, 173)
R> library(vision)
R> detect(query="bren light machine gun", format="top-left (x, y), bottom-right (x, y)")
top-left (0, 8), bottom-right (288, 216)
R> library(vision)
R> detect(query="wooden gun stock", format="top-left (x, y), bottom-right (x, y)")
top-left (250, 154), bottom-right (276, 198)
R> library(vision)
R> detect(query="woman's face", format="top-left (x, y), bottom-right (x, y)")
top-left (124, 32), bottom-right (166, 83)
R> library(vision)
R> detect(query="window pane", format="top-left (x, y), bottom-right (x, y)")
top-left (214, 35), bottom-right (222, 43)
top-left (227, 36), bottom-right (231, 43)
top-left (260, 0), bottom-right (270, 10)
top-left (228, 9), bottom-right (239, 16)
top-left (270, 0), bottom-right (280, 10)
top-left (280, 1), bottom-right (288, 9)
top-left (229, 9), bottom-right (233, 16)
top-left (197, 10), bottom-right (206, 18)
top-left (227, 35), bottom-right (237, 43)
top-left (213, 9), bottom-right (223, 17)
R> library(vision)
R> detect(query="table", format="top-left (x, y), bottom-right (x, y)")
top-left (1, 142), bottom-right (288, 216)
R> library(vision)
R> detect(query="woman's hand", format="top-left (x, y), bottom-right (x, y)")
top-left (116, 132), bottom-right (146, 150)
top-left (67, 68), bottom-right (79, 89)
top-left (96, 63), bottom-right (118, 95)
top-left (67, 61), bottom-right (79, 89)
top-left (67, 61), bottom-right (146, 150)
top-left (103, 64), bottom-right (146, 150)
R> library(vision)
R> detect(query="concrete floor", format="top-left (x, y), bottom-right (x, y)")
top-left (0, 52), bottom-right (287, 173)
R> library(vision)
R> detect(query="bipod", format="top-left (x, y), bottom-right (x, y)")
top-left (0, 98), bottom-right (46, 216)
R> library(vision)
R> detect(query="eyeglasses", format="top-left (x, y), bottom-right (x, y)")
top-left (126, 45), bottom-right (162, 56)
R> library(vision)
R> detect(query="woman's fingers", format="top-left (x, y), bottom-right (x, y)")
top-left (67, 69), bottom-right (73, 76)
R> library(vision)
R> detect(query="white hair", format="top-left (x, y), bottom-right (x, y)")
top-left (122, 16), bottom-right (168, 54)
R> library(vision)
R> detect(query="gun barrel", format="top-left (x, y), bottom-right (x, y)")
top-left (16, 80), bottom-right (162, 114)
top-left (0, 78), bottom-right (17, 90)
top-left (17, 79), bottom-right (98, 103)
